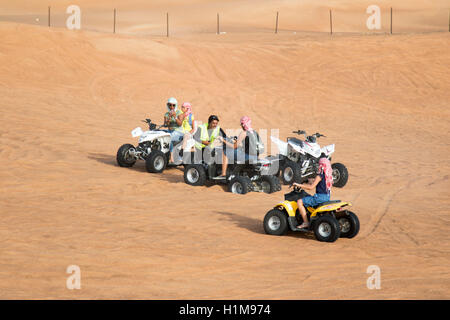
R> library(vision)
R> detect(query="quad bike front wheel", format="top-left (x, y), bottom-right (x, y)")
top-left (116, 143), bottom-right (137, 167)
top-left (338, 211), bottom-right (360, 238)
top-left (281, 160), bottom-right (302, 185)
top-left (263, 209), bottom-right (289, 235)
top-left (259, 175), bottom-right (282, 194)
top-left (183, 164), bottom-right (206, 186)
top-left (331, 163), bottom-right (348, 188)
top-left (313, 215), bottom-right (341, 242)
top-left (145, 150), bottom-right (167, 173)
top-left (229, 176), bottom-right (253, 194)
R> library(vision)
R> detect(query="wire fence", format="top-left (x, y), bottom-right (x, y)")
top-left (0, 6), bottom-right (448, 37)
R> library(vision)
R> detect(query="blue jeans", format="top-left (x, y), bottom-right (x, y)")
top-left (302, 193), bottom-right (330, 207)
top-left (169, 130), bottom-right (184, 152)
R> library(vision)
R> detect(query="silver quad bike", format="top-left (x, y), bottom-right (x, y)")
top-left (271, 130), bottom-right (349, 187)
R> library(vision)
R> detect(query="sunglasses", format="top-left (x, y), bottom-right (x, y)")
top-left (167, 103), bottom-right (176, 107)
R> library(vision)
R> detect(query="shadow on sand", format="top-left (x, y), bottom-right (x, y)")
top-left (88, 152), bottom-right (120, 167)
top-left (214, 210), bottom-right (316, 241)
top-left (87, 153), bottom-right (226, 188)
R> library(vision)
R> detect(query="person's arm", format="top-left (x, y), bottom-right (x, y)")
top-left (294, 175), bottom-right (321, 191)
top-left (176, 113), bottom-right (185, 126)
top-left (165, 111), bottom-right (176, 127)
top-left (192, 128), bottom-right (210, 146)
top-left (163, 113), bottom-right (169, 126)
top-left (219, 130), bottom-right (244, 148)
top-left (221, 138), bottom-right (233, 148)
top-left (189, 120), bottom-right (197, 135)
top-left (234, 131), bottom-right (246, 149)
top-left (219, 128), bottom-right (227, 138)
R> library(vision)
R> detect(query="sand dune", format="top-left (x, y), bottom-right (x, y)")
top-left (1, 0), bottom-right (449, 34)
top-left (0, 0), bottom-right (449, 299)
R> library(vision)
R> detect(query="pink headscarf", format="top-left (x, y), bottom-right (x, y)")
top-left (182, 102), bottom-right (192, 117)
top-left (240, 116), bottom-right (253, 132)
top-left (318, 158), bottom-right (333, 191)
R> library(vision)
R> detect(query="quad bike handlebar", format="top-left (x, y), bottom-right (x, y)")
top-left (314, 132), bottom-right (326, 138)
top-left (142, 119), bottom-right (167, 131)
top-left (289, 183), bottom-right (302, 192)
top-left (292, 130), bottom-right (326, 142)
top-left (219, 135), bottom-right (237, 144)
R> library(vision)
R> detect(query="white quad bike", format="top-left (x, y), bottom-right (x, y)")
top-left (116, 119), bottom-right (187, 173)
top-left (271, 130), bottom-right (349, 188)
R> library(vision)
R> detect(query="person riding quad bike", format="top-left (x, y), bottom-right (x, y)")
top-left (163, 97), bottom-right (184, 163)
top-left (217, 116), bottom-right (263, 179)
top-left (291, 157), bottom-right (334, 229)
top-left (263, 181), bottom-right (360, 242)
top-left (183, 115), bottom-right (281, 194)
top-left (263, 157), bottom-right (359, 241)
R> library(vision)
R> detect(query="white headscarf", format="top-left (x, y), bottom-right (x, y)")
top-left (166, 97), bottom-right (178, 111)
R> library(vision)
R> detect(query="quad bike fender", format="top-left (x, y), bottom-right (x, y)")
top-left (131, 127), bottom-right (144, 138)
top-left (308, 202), bottom-right (352, 217)
top-left (270, 136), bottom-right (288, 156)
top-left (275, 201), bottom-right (298, 217)
top-left (320, 144), bottom-right (335, 157)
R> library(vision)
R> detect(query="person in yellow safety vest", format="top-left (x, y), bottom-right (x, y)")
top-left (176, 102), bottom-right (197, 153)
top-left (193, 115), bottom-right (224, 151)
top-left (176, 102), bottom-right (196, 134)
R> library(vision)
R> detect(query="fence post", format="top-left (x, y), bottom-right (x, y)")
top-left (275, 11), bottom-right (279, 34)
top-left (48, 6), bottom-right (51, 27)
top-left (217, 13), bottom-right (220, 34)
top-left (166, 12), bottom-right (169, 37)
top-left (113, 9), bottom-right (116, 34)
top-left (390, 7), bottom-right (393, 34)
top-left (329, 9), bottom-right (333, 35)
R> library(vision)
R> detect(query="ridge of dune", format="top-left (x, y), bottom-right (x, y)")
top-left (0, 11), bottom-right (449, 300)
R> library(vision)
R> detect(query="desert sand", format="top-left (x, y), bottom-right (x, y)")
top-left (0, 0), bottom-right (449, 299)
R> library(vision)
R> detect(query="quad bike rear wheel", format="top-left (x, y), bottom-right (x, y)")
top-left (116, 143), bottom-right (137, 167)
top-left (259, 175), bottom-right (282, 194)
top-left (263, 209), bottom-right (289, 235)
top-left (313, 215), bottom-right (341, 242)
top-left (145, 150), bottom-right (166, 173)
top-left (229, 176), bottom-right (253, 194)
top-left (331, 163), bottom-right (348, 188)
top-left (184, 164), bottom-right (206, 186)
top-left (338, 211), bottom-right (360, 238)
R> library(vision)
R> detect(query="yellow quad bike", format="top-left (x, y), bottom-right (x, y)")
top-left (263, 186), bottom-right (359, 242)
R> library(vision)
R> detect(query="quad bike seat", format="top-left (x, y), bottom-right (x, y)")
top-left (311, 200), bottom-right (341, 208)
top-left (287, 137), bottom-right (304, 148)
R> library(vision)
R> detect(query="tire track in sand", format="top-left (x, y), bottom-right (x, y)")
top-left (361, 177), bottom-right (419, 241)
